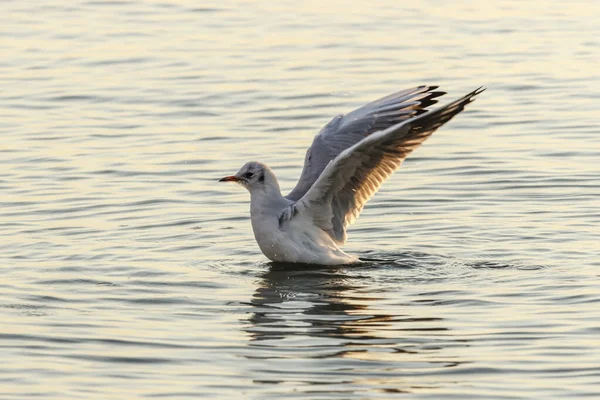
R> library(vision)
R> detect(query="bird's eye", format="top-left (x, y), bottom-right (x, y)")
top-left (244, 172), bottom-right (254, 179)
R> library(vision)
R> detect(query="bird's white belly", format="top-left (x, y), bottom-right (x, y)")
top-left (251, 215), bottom-right (357, 265)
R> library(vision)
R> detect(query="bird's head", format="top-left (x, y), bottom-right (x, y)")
top-left (219, 161), bottom-right (277, 194)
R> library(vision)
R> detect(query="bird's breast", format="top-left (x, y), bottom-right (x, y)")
top-left (250, 214), bottom-right (291, 262)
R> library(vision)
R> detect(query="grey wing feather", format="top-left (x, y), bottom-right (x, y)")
top-left (293, 87), bottom-right (485, 244)
top-left (285, 85), bottom-right (445, 201)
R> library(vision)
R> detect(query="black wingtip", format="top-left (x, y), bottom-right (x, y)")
top-left (460, 86), bottom-right (486, 106)
top-left (473, 86), bottom-right (486, 96)
top-left (407, 86), bottom-right (486, 135)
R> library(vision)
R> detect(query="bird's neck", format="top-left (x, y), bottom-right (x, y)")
top-left (249, 177), bottom-right (289, 217)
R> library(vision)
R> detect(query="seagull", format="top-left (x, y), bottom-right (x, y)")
top-left (220, 85), bottom-right (484, 265)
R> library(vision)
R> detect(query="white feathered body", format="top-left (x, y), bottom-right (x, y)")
top-left (250, 189), bottom-right (357, 265)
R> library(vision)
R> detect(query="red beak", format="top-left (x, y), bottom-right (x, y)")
top-left (219, 175), bottom-right (239, 182)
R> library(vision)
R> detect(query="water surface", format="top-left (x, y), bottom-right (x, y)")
top-left (1, 0), bottom-right (599, 398)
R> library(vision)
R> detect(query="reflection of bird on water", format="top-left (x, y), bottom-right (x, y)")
top-left (248, 263), bottom-right (382, 343)
top-left (246, 262), bottom-right (445, 344)
top-left (242, 262), bottom-right (468, 393)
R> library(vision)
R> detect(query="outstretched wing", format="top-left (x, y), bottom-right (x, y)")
top-left (285, 85), bottom-right (445, 201)
top-left (288, 87), bottom-right (484, 244)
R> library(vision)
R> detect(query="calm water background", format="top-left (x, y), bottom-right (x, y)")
top-left (2, 0), bottom-right (600, 398)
